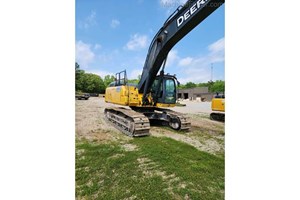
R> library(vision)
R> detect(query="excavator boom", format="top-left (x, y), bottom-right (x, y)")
top-left (138, 0), bottom-right (224, 103)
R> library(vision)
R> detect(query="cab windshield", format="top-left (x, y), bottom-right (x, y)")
top-left (165, 79), bottom-right (176, 103)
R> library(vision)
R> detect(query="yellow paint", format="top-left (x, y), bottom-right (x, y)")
top-left (105, 85), bottom-right (139, 106)
top-left (211, 98), bottom-right (225, 112)
top-left (105, 85), bottom-right (175, 108)
top-left (156, 103), bottom-right (175, 107)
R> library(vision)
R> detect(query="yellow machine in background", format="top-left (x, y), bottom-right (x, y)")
top-left (210, 93), bottom-right (225, 121)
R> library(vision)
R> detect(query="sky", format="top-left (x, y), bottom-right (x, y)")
top-left (75, 0), bottom-right (224, 84)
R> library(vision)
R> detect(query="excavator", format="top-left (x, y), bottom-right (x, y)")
top-left (105, 0), bottom-right (224, 136)
top-left (210, 93), bottom-right (225, 121)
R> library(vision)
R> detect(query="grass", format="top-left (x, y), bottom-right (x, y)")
top-left (76, 137), bottom-right (224, 199)
top-left (154, 119), bottom-right (225, 157)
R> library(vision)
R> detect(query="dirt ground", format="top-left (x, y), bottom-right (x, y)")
top-left (173, 100), bottom-right (213, 114)
top-left (76, 97), bottom-right (224, 155)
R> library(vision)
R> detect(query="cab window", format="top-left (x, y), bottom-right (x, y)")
top-left (165, 79), bottom-right (176, 103)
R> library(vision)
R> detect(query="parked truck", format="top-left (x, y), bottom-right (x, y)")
top-left (76, 93), bottom-right (90, 100)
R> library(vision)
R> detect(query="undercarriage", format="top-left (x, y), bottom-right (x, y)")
top-left (104, 107), bottom-right (191, 137)
top-left (210, 112), bottom-right (225, 122)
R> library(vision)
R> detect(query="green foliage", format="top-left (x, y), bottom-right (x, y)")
top-left (82, 73), bottom-right (105, 93)
top-left (178, 80), bottom-right (225, 93)
top-left (197, 82), bottom-right (210, 87)
top-left (103, 75), bottom-right (115, 88)
top-left (127, 75), bottom-right (141, 85)
top-left (75, 62), bottom-right (225, 94)
top-left (75, 62), bottom-right (106, 93)
top-left (76, 137), bottom-right (224, 199)
top-left (185, 82), bottom-right (197, 88)
top-left (127, 79), bottom-right (139, 84)
top-left (178, 82), bottom-right (194, 89)
top-left (177, 84), bottom-right (184, 89)
top-left (75, 62), bottom-right (85, 91)
top-left (75, 62), bottom-right (80, 70)
top-left (210, 80), bottom-right (225, 93)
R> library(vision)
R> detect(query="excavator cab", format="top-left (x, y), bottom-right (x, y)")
top-left (150, 75), bottom-right (177, 105)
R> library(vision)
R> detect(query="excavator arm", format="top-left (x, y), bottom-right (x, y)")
top-left (138, 0), bottom-right (224, 104)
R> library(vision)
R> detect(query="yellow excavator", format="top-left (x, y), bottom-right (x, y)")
top-left (105, 0), bottom-right (224, 136)
top-left (210, 93), bottom-right (225, 121)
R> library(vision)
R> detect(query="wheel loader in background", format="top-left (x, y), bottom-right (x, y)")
top-left (104, 0), bottom-right (225, 136)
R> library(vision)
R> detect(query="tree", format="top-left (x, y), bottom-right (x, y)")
top-left (177, 80), bottom-right (225, 93)
top-left (75, 62), bottom-right (85, 92)
top-left (103, 75), bottom-right (115, 88)
top-left (184, 82), bottom-right (197, 89)
top-left (177, 82), bottom-right (197, 89)
top-left (75, 62), bottom-right (106, 93)
top-left (210, 80), bottom-right (225, 93)
top-left (80, 73), bottom-right (105, 93)
top-left (127, 75), bottom-right (141, 85)
top-left (197, 82), bottom-right (210, 88)
top-left (207, 80), bottom-right (214, 92)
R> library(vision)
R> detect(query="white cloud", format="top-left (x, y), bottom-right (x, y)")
top-left (87, 68), bottom-right (142, 80)
top-left (97, 49), bottom-right (120, 64)
top-left (165, 49), bottom-right (179, 67)
top-left (76, 40), bottom-right (95, 69)
top-left (160, 0), bottom-right (186, 15)
top-left (94, 44), bottom-right (101, 50)
top-left (110, 19), bottom-right (120, 28)
top-left (209, 37), bottom-right (224, 52)
top-left (79, 10), bottom-right (97, 29)
top-left (208, 37), bottom-right (225, 63)
top-left (86, 70), bottom-right (114, 78)
top-left (178, 68), bottom-right (211, 84)
top-left (178, 57), bottom-right (193, 66)
top-left (160, 0), bottom-right (186, 7)
top-left (129, 69), bottom-right (142, 79)
top-left (125, 34), bottom-right (149, 51)
top-left (176, 37), bottom-right (225, 83)
top-left (177, 55), bottom-right (211, 83)
top-left (160, 0), bottom-right (172, 5)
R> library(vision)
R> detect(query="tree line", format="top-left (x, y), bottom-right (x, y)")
top-left (178, 80), bottom-right (225, 93)
top-left (75, 62), bottom-right (114, 94)
top-left (76, 62), bottom-right (224, 94)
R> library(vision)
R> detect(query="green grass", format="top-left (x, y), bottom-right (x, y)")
top-left (76, 137), bottom-right (224, 200)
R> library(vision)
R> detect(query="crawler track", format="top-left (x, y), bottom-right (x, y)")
top-left (210, 112), bottom-right (225, 122)
top-left (136, 108), bottom-right (191, 131)
top-left (104, 107), bottom-right (150, 137)
top-left (165, 109), bottom-right (191, 130)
